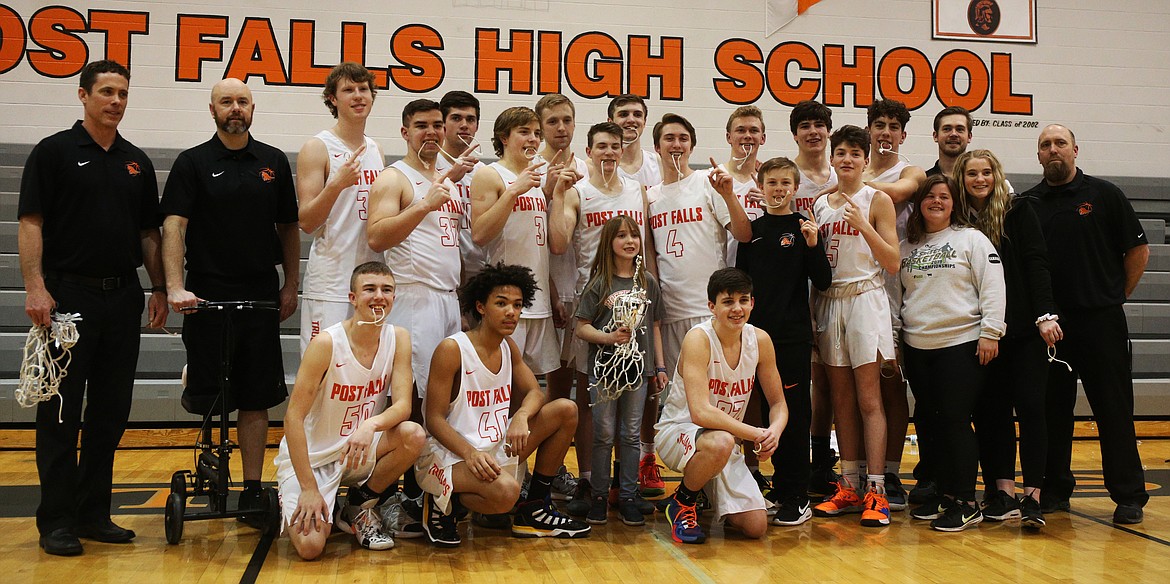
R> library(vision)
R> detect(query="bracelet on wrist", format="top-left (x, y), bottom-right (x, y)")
top-left (655, 367), bottom-right (667, 373)
top-left (1035, 313), bottom-right (1059, 326)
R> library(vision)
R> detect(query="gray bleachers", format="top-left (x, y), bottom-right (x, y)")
top-left (0, 148), bottom-right (1167, 423)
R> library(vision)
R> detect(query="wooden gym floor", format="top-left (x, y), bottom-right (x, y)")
top-left (1, 423), bottom-right (1168, 584)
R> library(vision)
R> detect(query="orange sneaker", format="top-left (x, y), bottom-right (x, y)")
top-left (813, 483), bottom-right (862, 517)
top-left (860, 490), bottom-right (891, 527)
top-left (638, 453), bottom-right (666, 497)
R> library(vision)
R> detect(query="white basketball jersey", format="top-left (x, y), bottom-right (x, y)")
top-left (437, 332), bottom-right (514, 463)
top-left (814, 185), bottom-right (884, 288)
top-left (303, 131), bottom-right (385, 302)
top-left (795, 166), bottom-right (836, 218)
top-left (274, 322), bottom-right (397, 469)
top-left (869, 160), bottom-right (910, 239)
top-left (538, 155), bottom-right (589, 303)
top-left (436, 156), bottom-right (487, 282)
top-left (573, 177), bottom-right (645, 294)
top-left (657, 320), bottom-right (759, 427)
top-left (387, 160), bottom-right (462, 291)
top-left (647, 170), bottom-right (732, 323)
top-left (619, 148), bottom-right (663, 187)
top-left (484, 162), bottom-right (551, 317)
top-left (718, 164), bottom-right (763, 267)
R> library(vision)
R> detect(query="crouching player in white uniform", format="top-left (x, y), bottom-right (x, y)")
top-left (276, 261), bottom-right (426, 560)
top-left (415, 263), bottom-right (591, 547)
top-left (655, 268), bottom-right (789, 544)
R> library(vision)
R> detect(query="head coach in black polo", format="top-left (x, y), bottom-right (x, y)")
top-left (18, 59), bottom-right (168, 556)
top-left (159, 78), bottom-right (300, 528)
top-left (1025, 124), bottom-right (1151, 525)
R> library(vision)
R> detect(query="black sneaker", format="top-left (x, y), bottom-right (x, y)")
top-left (1039, 496), bottom-right (1070, 514)
top-left (398, 496), bottom-right (426, 537)
top-left (908, 479), bottom-right (938, 505)
top-left (930, 500), bottom-right (983, 532)
top-left (885, 473), bottom-right (907, 511)
top-left (422, 493), bottom-right (461, 547)
top-left (472, 512), bottom-right (512, 530)
top-left (1019, 494), bottom-right (1045, 529)
top-left (566, 478), bottom-right (592, 517)
top-left (808, 454), bottom-right (840, 500)
top-left (1113, 504), bottom-right (1144, 525)
top-left (512, 497), bottom-right (591, 538)
top-left (632, 494), bottom-right (656, 515)
top-left (586, 494), bottom-right (608, 525)
top-left (771, 498), bottom-right (812, 526)
top-left (752, 470), bottom-right (773, 501)
top-left (618, 498), bottom-right (646, 526)
top-left (981, 489), bottom-right (1022, 521)
top-left (237, 487), bottom-right (266, 530)
top-left (696, 489), bottom-right (712, 512)
top-left (910, 495), bottom-right (949, 520)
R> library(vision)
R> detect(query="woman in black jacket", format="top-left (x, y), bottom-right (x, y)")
top-left (955, 149), bottom-right (1064, 529)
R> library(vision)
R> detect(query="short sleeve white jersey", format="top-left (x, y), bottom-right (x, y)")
top-left (572, 176), bottom-right (646, 294)
top-left (303, 131), bottom-right (385, 302)
top-left (814, 185), bottom-right (885, 289)
top-left (435, 155), bottom-right (487, 282)
top-left (483, 162), bottom-right (551, 317)
top-left (657, 320), bottom-right (760, 427)
top-left (619, 148), bottom-right (663, 187)
top-left (717, 164), bottom-right (763, 267)
top-left (386, 160), bottom-right (462, 291)
top-left (274, 322), bottom-right (397, 469)
top-left (538, 155), bottom-right (590, 303)
top-left (429, 332), bottom-right (514, 467)
top-left (647, 171), bottom-right (732, 323)
top-left (870, 160), bottom-right (910, 239)
top-left (795, 166), bottom-right (837, 218)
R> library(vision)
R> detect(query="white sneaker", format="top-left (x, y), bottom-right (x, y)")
top-left (339, 500), bottom-right (395, 551)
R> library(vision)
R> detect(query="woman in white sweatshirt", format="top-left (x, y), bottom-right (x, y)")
top-left (894, 174), bottom-right (1006, 532)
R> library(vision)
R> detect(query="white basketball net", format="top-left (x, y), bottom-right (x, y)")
top-left (16, 312), bottom-right (82, 422)
top-left (591, 256), bottom-right (651, 404)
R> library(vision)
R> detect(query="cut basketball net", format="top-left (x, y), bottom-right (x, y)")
top-left (17, 311), bottom-right (82, 422)
top-left (591, 255), bottom-right (652, 404)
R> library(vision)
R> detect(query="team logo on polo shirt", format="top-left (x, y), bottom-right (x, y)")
top-left (125, 161), bottom-right (141, 176)
top-left (259, 167), bottom-right (276, 182)
top-left (778, 233), bottom-right (796, 248)
top-left (1077, 202), bottom-right (1094, 216)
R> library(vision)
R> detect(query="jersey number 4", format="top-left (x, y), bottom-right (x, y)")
top-left (666, 228), bottom-right (684, 258)
top-left (478, 406), bottom-right (510, 443)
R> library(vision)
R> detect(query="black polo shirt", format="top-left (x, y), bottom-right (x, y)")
top-left (159, 133), bottom-right (297, 294)
top-left (18, 120), bottom-right (160, 278)
top-left (1025, 169), bottom-right (1147, 311)
top-left (925, 160), bottom-right (943, 177)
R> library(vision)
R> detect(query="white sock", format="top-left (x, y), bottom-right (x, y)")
top-left (841, 461), bottom-right (860, 491)
top-left (868, 473), bottom-right (886, 494)
top-left (641, 443), bottom-right (655, 457)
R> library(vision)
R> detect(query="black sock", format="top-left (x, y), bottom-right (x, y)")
top-left (527, 472), bottom-right (554, 502)
top-left (811, 435), bottom-right (831, 466)
top-left (675, 483), bottom-right (700, 506)
top-left (243, 479), bottom-right (261, 493)
top-left (347, 482), bottom-right (382, 507)
top-left (612, 460), bottom-right (621, 487)
top-left (404, 470), bottom-right (422, 499)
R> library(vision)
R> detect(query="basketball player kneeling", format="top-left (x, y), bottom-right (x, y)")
top-left (275, 262), bottom-right (426, 560)
top-left (655, 268), bottom-right (789, 544)
top-left (414, 263), bottom-right (591, 546)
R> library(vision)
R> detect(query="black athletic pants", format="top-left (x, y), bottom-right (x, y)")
top-left (975, 334), bottom-right (1049, 489)
top-left (1043, 305), bottom-right (1148, 507)
top-left (36, 278), bottom-right (143, 535)
top-left (767, 342), bottom-right (812, 504)
top-left (903, 340), bottom-right (983, 503)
